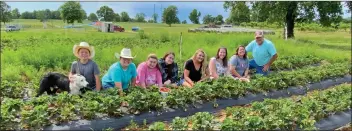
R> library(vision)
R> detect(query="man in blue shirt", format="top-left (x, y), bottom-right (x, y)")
top-left (245, 30), bottom-right (278, 76)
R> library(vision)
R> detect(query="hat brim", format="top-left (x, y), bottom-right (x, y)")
top-left (115, 53), bottom-right (136, 59)
top-left (73, 45), bottom-right (95, 59)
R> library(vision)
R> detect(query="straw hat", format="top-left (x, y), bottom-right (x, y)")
top-left (115, 48), bottom-right (136, 59)
top-left (73, 42), bottom-right (95, 59)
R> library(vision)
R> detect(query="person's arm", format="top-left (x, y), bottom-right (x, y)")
top-left (156, 70), bottom-right (163, 87)
top-left (266, 54), bottom-right (278, 67)
top-left (229, 56), bottom-right (242, 78)
top-left (95, 75), bottom-right (101, 91)
top-left (111, 67), bottom-right (124, 96)
top-left (208, 58), bottom-right (219, 79)
top-left (93, 62), bottom-right (101, 91)
top-left (130, 63), bottom-right (138, 88)
top-left (243, 68), bottom-right (250, 79)
top-left (199, 68), bottom-right (210, 82)
top-left (171, 63), bottom-right (179, 84)
top-left (245, 41), bottom-right (254, 52)
top-left (263, 43), bottom-right (278, 71)
top-left (136, 63), bottom-right (147, 88)
top-left (184, 69), bottom-right (194, 86)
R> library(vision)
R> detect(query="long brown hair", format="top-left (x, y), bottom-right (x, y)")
top-left (191, 49), bottom-right (208, 77)
top-left (216, 47), bottom-right (228, 67)
top-left (235, 45), bottom-right (247, 59)
top-left (163, 52), bottom-right (175, 76)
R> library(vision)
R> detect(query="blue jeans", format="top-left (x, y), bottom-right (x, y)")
top-left (249, 59), bottom-right (270, 76)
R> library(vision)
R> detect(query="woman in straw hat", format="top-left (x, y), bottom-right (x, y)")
top-left (136, 54), bottom-right (163, 88)
top-left (69, 42), bottom-right (101, 91)
top-left (101, 48), bottom-right (137, 96)
top-left (180, 49), bottom-right (210, 88)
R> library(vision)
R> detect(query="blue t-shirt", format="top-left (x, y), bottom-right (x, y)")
top-left (245, 39), bottom-right (277, 66)
top-left (102, 62), bottom-right (137, 90)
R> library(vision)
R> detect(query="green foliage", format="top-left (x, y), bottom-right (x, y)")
top-left (59, 1), bottom-right (84, 24)
top-left (189, 9), bottom-right (201, 24)
top-left (88, 13), bottom-right (98, 22)
top-left (96, 6), bottom-right (115, 21)
top-left (148, 122), bottom-right (166, 131)
top-left (0, 1), bottom-right (12, 24)
top-left (11, 8), bottom-right (21, 19)
top-left (135, 13), bottom-right (146, 22)
top-left (171, 117), bottom-right (189, 130)
top-left (191, 112), bottom-right (215, 130)
top-left (120, 12), bottom-right (130, 22)
top-left (162, 5), bottom-right (179, 27)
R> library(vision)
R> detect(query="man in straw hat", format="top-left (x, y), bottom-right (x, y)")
top-left (245, 30), bottom-right (278, 76)
top-left (69, 42), bottom-right (101, 91)
top-left (102, 48), bottom-right (137, 96)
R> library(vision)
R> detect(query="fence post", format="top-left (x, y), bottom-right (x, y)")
top-left (179, 32), bottom-right (183, 61)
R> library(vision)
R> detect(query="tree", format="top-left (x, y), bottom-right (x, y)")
top-left (21, 11), bottom-right (33, 19)
top-left (0, 1), bottom-right (12, 24)
top-left (114, 13), bottom-right (120, 22)
top-left (152, 13), bottom-right (158, 23)
top-left (162, 5), bottom-right (179, 27)
top-left (11, 8), bottom-right (20, 19)
top-left (88, 13), bottom-right (98, 22)
top-left (135, 13), bottom-right (146, 22)
top-left (225, 1), bottom-right (343, 39)
top-left (32, 10), bottom-right (37, 19)
top-left (189, 9), bottom-right (201, 24)
top-left (36, 9), bottom-right (51, 22)
top-left (50, 10), bottom-right (61, 19)
top-left (148, 19), bottom-right (155, 23)
top-left (81, 9), bottom-right (87, 20)
top-left (224, 2), bottom-right (250, 25)
top-left (215, 15), bottom-right (224, 25)
top-left (96, 6), bottom-right (115, 21)
top-left (59, 1), bottom-right (84, 25)
top-left (120, 11), bottom-right (130, 22)
top-left (203, 14), bottom-right (214, 24)
top-left (346, 1), bottom-right (352, 13)
top-left (182, 20), bottom-right (187, 24)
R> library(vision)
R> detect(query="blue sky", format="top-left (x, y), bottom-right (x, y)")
top-left (7, 2), bottom-right (351, 23)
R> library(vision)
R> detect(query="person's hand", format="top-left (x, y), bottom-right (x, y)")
top-left (69, 77), bottom-right (74, 83)
top-left (121, 101), bottom-right (128, 107)
top-left (164, 80), bottom-right (171, 85)
top-left (263, 64), bottom-right (270, 72)
top-left (119, 90), bottom-right (124, 97)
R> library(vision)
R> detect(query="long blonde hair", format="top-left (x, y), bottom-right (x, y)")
top-left (190, 49), bottom-right (208, 77)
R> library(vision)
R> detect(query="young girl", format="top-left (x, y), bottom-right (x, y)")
top-left (180, 49), bottom-right (210, 88)
top-left (136, 54), bottom-right (163, 88)
top-left (209, 47), bottom-right (229, 79)
top-left (69, 42), bottom-right (101, 91)
top-left (158, 52), bottom-right (179, 87)
top-left (229, 45), bottom-right (250, 82)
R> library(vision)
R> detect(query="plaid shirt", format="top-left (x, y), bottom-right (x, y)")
top-left (158, 58), bottom-right (179, 83)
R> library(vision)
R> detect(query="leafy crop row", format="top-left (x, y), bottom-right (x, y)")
top-left (0, 62), bottom-right (349, 130)
top-left (127, 83), bottom-right (351, 130)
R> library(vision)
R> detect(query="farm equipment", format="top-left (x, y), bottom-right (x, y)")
top-left (95, 21), bottom-right (125, 33)
top-left (114, 25), bottom-right (125, 32)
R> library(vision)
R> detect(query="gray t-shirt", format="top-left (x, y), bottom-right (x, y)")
top-left (71, 60), bottom-right (100, 89)
top-left (229, 55), bottom-right (249, 77)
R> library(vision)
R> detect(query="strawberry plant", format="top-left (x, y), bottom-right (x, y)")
top-left (170, 117), bottom-right (188, 130)
top-left (148, 122), bottom-right (166, 131)
top-left (191, 112), bottom-right (215, 130)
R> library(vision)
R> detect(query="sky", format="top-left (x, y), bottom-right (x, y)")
top-left (7, 2), bottom-right (351, 23)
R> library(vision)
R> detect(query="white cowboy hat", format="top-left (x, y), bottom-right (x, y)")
top-left (73, 42), bottom-right (95, 59)
top-left (115, 48), bottom-right (136, 59)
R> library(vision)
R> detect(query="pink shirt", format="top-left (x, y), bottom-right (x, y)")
top-left (136, 62), bottom-right (162, 87)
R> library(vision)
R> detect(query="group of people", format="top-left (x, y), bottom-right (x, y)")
top-left (69, 30), bottom-right (278, 96)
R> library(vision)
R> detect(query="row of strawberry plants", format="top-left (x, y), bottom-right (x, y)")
top-left (127, 83), bottom-right (351, 130)
top-left (270, 55), bottom-right (322, 71)
top-left (0, 62), bottom-right (349, 130)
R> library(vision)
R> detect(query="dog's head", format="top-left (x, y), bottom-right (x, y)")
top-left (70, 74), bottom-right (89, 89)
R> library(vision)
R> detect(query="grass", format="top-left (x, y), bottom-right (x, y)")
top-left (1, 19), bottom-right (351, 83)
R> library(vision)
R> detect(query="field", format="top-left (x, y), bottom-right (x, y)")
top-left (1, 19), bottom-right (351, 130)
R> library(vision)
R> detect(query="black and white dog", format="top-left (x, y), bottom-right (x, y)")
top-left (36, 72), bottom-right (89, 97)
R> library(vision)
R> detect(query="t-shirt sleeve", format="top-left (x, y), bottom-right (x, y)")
top-left (131, 63), bottom-right (137, 78)
top-left (111, 66), bottom-right (121, 83)
top-left (268, 42), bottom-right (277, 56)
top-left (184, 59), bottom-right (193, 71)
top-left (70, 62), bottom-right (77, 74)
top-left (245, 41), bottom-right (254, 52)
top-left (230, 56), bottom-right (238, 67)
top-left (136, 63), bottom-right (146, 83)
top-left (93, 62), bottom-right (100, 75)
